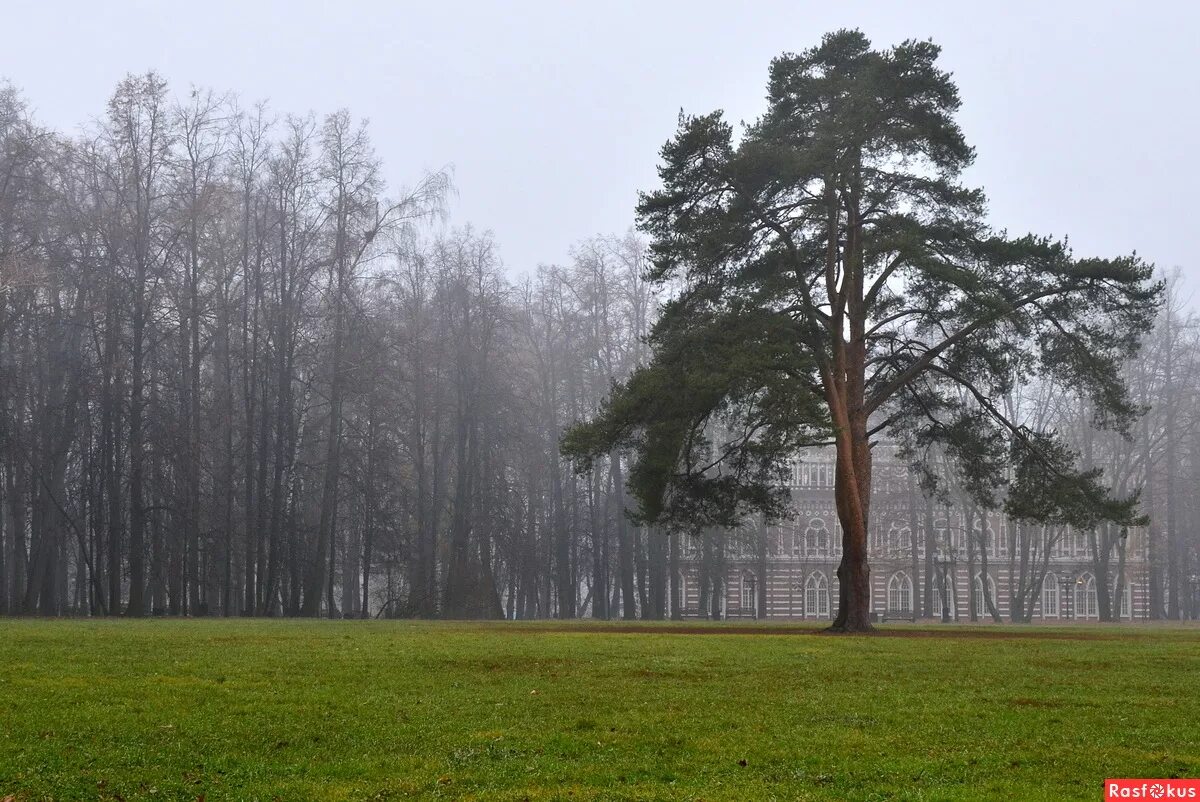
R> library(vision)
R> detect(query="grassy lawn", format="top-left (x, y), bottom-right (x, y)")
top-left (1, 619), bottom-right (1198, 800)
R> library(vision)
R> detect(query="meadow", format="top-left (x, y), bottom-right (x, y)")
top-left (1, 619), bottom-right (1197, 800)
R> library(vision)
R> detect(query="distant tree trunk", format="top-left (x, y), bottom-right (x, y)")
top-left (1142, 374), bottom-right (1162, 619)
top-left (341, 515), bottom-right (356, 619)
top-left (1189, 428), bottom-right (1200, 618)
top-left (1165, 331), bottom-right (1181, 619)
top-left (611, 453), bottom-right (635, 620)
top-left (590, 466), bottom-right (607, 619)
top-left (669, 530), bottom-right (681, 620)
top-left (6, 458), bottom-right (27, 614)
top-left (552, 446), bottom-right (573, 618)
top-left (214, 257), bottom-right (236, 616)
top-left (922, 492), bottom-right (935, 618)
top-left (978, 513), bottom-right (1001, 622)
top-left (127, 242), bottom-right (148, 617)
top-left (1012, 522), bottom-right (1031, 623)
top-left (568, 466), bottom-right (581, 619)
top-left (0, 299), bottom-right (7, 616)
top-left (304, 279), bottom-right (346, 618)
top-left (635, 526), bottom-right (649, 618)
top-left (966, 506), bottom-right (978, 622)
top-left (1093, 525), bottom-right (1114, 622)
top-left (700, 533), bottom-right (720, 619)
top-left (180, 295), bottom-right (201, 615)
top-left (442, 326), bottom-right (473, 619)
top-left (519, 487), bottom-right (538, 618)
top-left (95, 275), bottom-right (121, 617)
top-left (1114, 530), bottom-right (1129, 621)
top-left (259, 320), bottom-right (288, 615)
top-left (755, 522), bottom-right (768, 620)
top-left (907, 473), bottom-right (922, 618)
top-left (648, 527), bottom-right (667, 620)
top-left (0, 460), bottom-right (6, 616)
top-left (360, 403), bottom-right (378, 619)
top-left (118, 76), bottom-right (169, 617)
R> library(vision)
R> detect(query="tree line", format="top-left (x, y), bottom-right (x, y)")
top-left (0, 74), bottom-right (667, 618)
top-left (0, 59), bottom-right (1193, 623)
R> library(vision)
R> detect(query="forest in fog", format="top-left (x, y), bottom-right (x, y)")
top-left (0, 73), bottom-right (1197, 621)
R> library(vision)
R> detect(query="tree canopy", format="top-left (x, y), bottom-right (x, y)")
top-left (563, 29), bottom-right (1162, 631)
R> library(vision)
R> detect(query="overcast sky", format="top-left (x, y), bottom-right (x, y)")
top-left (4, 0), bottom-right (1197, 294)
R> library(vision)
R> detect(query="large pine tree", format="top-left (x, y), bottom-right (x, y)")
top-left (563, 30), bottom-right (1160, 632)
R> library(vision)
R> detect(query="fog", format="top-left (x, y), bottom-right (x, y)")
top-left (0, 3), bottom-right (1194, 623)
top-left (5, 0), bottom-right (1196, 289)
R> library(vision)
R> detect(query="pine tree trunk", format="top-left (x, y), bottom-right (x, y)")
top-left (828, 420), bottom-right (874, 633)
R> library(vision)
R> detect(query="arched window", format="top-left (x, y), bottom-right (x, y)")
top-left (740, 573), bottom-right (757, 614)
top-left (887, 571), bottom-right (913, 613)
top-left (805, 571), bottom-right (830, 618)
top-left (931, 572), bottom-right (957, 618)
top-left (1051, 527), bottom-right (1069, 558)
top-left (973, 573), bottom-right (997, 615)
top-left (805, 518), bottom-right (829, 555)
top-left (1075, 573), bottom-right (1098, 619)
top-left (885, 521), bottom-right (911, 555)
top-left (1041, 572), bottom-right (1060, 618)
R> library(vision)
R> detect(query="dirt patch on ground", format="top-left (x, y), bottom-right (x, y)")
top-left (457, 621), bottom-right (1198, 642)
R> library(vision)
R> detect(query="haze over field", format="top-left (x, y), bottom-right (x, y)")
top-left (0, 3), bottom-right (1192, 627)
top-left (4, 0), bottom-right (1197, 292)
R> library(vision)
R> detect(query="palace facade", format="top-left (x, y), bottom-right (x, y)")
top-left (678, 446), bottom-right (1150, 622)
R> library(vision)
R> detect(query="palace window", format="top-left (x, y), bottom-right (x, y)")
top-left (805, 518), bottom-right (830, 555)
top-left (805, 571), bottom-right (830, 618)
top-left (740, 574), bottom-right (757, 613)
top-left (1041, 572), bottom-right (1060, 618)
top-left (886, 520), bottom-right (911, 553)
top-left (931, 571), bottom-right (955, 618)
top-left (973, 573), bottom-right (998, 615)
top-left (1075, 573), bottom-right (1098, 619)
top-left (796, 463), bottom-right (832, 488)
top-left (887, 572), bottom-right (913, 613)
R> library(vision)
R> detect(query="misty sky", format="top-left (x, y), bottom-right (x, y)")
top-left (4, 0), bottom-right (1197, 294)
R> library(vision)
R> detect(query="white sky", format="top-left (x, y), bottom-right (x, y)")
top-left (4, 0), bottom-right (1197, 294)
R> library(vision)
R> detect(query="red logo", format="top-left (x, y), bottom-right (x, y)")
top-left (1106, 780), bottom-right (1200, 800)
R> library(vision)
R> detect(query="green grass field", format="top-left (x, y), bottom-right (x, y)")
top-left (1, 620), bottom-right (1197, 801)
